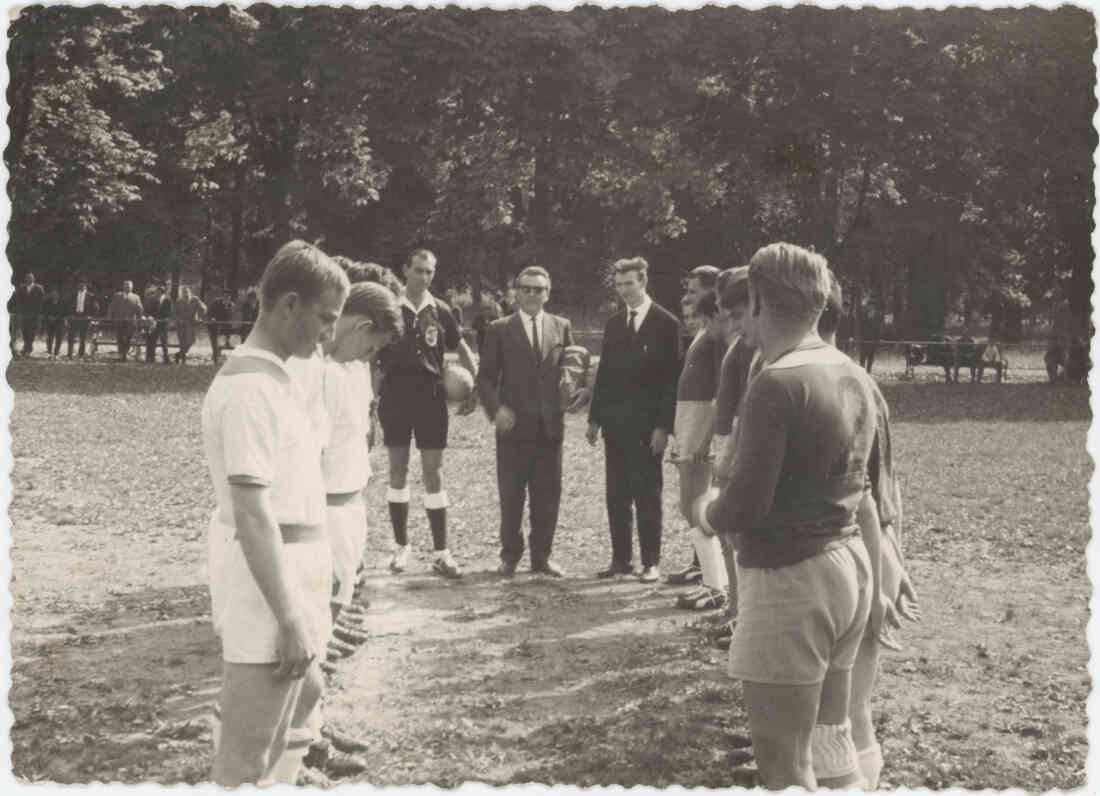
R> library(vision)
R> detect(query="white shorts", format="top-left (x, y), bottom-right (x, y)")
top-left (327, 502), bottom-right (367, 606)
top-left (728, 537), bottom-right (872, 686)
top-left (207, 516), bottom-right (333, 664)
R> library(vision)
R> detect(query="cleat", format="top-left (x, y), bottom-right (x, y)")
top-left (297, 766), bottom-right (332, 787)
top-left (328, 638), bottom-right (357, 658)
top-left (323, 725), bottom-right (371, 754)
top-left (666, 563), bottom-right (703, 586)
top-left (320, 660), bottom-right (338, 676)
top-left (332, 624), bottom-right (369, 646)
top-left (677, 586), bottom-right (727, 611)
top-left (326, 748), bottom-right (369, 778)
top-left (432, 551), bottom-right (462, 579)
top-left (389, 545), bottom-right (409, 573)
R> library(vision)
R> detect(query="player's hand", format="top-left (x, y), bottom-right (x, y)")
top-left (650, 428), bottom-right (669, 457)
top-left (896, 573), bottom-right (922, 623)
top-left (494, 406), bottom-right (517, 433)
top-left (586, 423), bottom-right (600, 446)
top-left (458, 391), bottom-right (479, 416)
top-left (274, 614), bottom-right (315, 680)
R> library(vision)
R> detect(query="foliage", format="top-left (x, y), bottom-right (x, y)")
top-left (6, 6), bottom-right (1095, 334)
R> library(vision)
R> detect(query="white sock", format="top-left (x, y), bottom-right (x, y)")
top-left (857, 743), bottom-right (883, 790)
top-left (690, 527), bottom-right (728, 590)
top-left (424, 490), bottom-right (449, 510)
top-left (270, 727), bottom-right (314, 784)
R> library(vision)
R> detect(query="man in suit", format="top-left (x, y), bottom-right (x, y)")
top-left (173, 286), bottom-right (207, 363)
top-left (107, 280), bottom-right (144, 361)
top-left (144, 284), bottom-right (173, 363)
top-left (66, 278), bottom-right (97, 359)
top-left (14, 271), bottom-right (45, 357)
top-left (587, 257), bottom-right (680, 582)
top-left (207, 289), bottom-right (236, 363)
top-left (477, 266), bottom-right (574, 577)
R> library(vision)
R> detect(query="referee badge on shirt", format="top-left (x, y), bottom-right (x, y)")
top-left (424, 325), bottom-right (439, 347)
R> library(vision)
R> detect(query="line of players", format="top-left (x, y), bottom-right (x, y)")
top-left (202, 239), bottom-right (922, 788)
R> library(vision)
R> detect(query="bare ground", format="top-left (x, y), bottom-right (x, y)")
top-left (8, 359), bottom-right (1091, 788)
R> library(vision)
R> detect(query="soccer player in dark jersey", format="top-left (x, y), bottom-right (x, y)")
top-left (696, 243), bottom-right (877, 789)
top-left (376, 249), bottom-right (478, 579)
top-left (817, 271), bottom-right (921, 789)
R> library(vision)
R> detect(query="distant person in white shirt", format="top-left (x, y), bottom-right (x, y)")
top-left (202, 240), bottom-right (348, 786)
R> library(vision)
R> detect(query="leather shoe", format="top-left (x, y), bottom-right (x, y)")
top-left (531, 560), bottom-right (565, 578)
top-left (323, 725), bottom-right (371, 754)
top-left (496, 560), bottom-right (518, 576)
top-left (639, 565), bottom-right (661, 583)
top-left (597, 561), bottom-right (634, 578)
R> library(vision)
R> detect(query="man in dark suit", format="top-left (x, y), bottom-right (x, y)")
top-left (66, 277), bottom-right (97, 359)
top-left (587, 256), bottom-right (680, 582)
top-left (144, 284), bottom-right (173, 363)
top-left (14, 271), bottom-right (45, 357)
top-left (477, 266), bottom-right (574, 577)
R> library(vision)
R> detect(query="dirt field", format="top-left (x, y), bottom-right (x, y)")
top-left (8, 358), bottom-right (1091, 788)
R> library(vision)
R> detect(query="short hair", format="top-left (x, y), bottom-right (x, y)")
top-left (717, 266), bottom-right (750, 310)
top-left (613, 257), bottom-right (648, 279)
top-left (817, 271), bottom-right (845, 338)
top-left (688, 265), bottom-right (720, 290)
top-left (695, 291), bottom-right (719, 319)
top-left (515, 266), bottom-right (552, 289)
top-left (259, 240), bottom-right (349, 312)
top-left (342, 282), bottom-right (403, 337)
top-left (748, 243), bottom-right (831, 324)
top-left (407, 249), bottom-right (436, 269)
top-left (348, 261), bottom-right (403, 296)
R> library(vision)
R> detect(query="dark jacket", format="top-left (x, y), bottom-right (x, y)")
top-left (477, 312), bottom-right (574, 442)
top-left (588, 300), bottom-right (680, 438)
top-left (66, 289), bottom-right (99, 318)
top-left (14, 283), bottom-right (45, 316)
top-left (145, 294), bottom-right (173, 321)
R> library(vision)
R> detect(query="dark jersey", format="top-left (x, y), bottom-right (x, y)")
top-left (709, 341), bottom-right (878, 569)
top-left (377, 293), bottom-right (462, 381)
top-left (713, 336), bottom-right (757, 436)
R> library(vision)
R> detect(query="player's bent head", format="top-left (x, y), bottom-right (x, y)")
top-left (816, 270), bottom-right (844, 340)
top-left (687, 264), bottom-right (720, 293)
top-left (748, 243), bottom-right (831, 328)
top-left (717, 266), bottom-right (750, 311)
top-left (259, 240), bottom-right (350, 314)
top-left (335, 282), bottom-right (404, 359)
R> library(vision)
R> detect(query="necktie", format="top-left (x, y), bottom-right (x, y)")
top-left (530, 315), bottom-right (540, 358)
top-left (628, 310), bottom-right (637, 335)
top-left (76, 291), bottom-right (84, 313)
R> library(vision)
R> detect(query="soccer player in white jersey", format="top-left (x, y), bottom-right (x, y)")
top-left (322, 283), bottom-right (402, 629)
top-left (202, 240), bottom-right (349, 786)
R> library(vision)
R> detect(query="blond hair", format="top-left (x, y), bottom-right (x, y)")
top-left (259, 240), bottom-right (349, 312)
top-left (748, 243), bottom-right (831, 324)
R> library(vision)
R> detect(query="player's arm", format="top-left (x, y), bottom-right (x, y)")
top-left (230, 482), bottom-right (316, 676)
top-left (586, 319), bottom-right (612, 445)
top-left (701, 375), bottom-right (788, 538)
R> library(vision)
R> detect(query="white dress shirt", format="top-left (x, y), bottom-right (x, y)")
top-left (518, 309), bottom-right (545, 356)
top-left (626, 295), bottom-right (653, 332)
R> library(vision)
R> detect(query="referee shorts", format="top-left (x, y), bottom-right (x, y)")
top-left (380, 372), bottom-right (449, 450)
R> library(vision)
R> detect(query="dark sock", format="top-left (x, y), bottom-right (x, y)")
top-left (427, 508), bottom-right (447, 551)
top-left (389, 502), bottom-right (409, 547)
top-left (691, 551), bottom-right (700, 569)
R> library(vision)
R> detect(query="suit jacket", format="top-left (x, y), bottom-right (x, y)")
top-left (477, 312), bottom-right (574, 442)
top-left (66, 290), bottom-right (99, 318)
top-left (14, 283), bottom-right (45, 316)
top-left (588, 301), bottom-right (680, 439)
top-left (107, 292), bottom-right (144, 321)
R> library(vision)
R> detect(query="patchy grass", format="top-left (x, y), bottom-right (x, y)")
top-left (8, 358), bottom-right (1091, 788)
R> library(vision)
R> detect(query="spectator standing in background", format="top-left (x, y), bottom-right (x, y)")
top-left (239, 289), bottom-right (260, 343)
top-left (43, 287), bottom-right (65, 359)
top-left (145, 284), bottom-right (173, 364)
top-left (14, 272), bottom-right (45, 357)
top-left (472, 289), bottom-right (502, 352)
top-left (107, 280), bottom-right (144, 362)
top-left (499, 286), bottom-right (518, 316)
top-left (173, 287), bottom-right (207, 364)
top-left (207, 290), bottom-right (235, 362)
top-left (66, 278), bottom-right (96, 359)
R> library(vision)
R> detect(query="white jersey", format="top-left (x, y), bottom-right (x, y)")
top-left (320, 358), bottom-right (373, 493)
top-left (201, 345), bottom-right (325, 528)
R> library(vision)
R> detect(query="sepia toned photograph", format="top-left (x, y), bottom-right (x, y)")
top-left (5, 2), bottom-right (1093, 789)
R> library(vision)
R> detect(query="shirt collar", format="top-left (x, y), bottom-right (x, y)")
top-left (401, 291), bottom-right (436, 314)
top-left (518, 308), bottom-right (543, 325)
top-left (229, 344), bottom-right (293, 379)
top-left (627, 295), bottom-right (652, 324)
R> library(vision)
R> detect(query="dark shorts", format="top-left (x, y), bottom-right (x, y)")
top-left (380, 373), bottom-right (449, 450)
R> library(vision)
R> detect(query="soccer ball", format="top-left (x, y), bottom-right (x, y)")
top-left (443, 364), bottom-right (475, 403)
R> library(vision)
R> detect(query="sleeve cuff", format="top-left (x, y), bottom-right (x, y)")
top-left (227, 474), bottom-right (272, 487)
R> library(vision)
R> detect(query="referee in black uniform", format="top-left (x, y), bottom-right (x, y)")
top-left (377, 249), bottom-right (479, 578)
